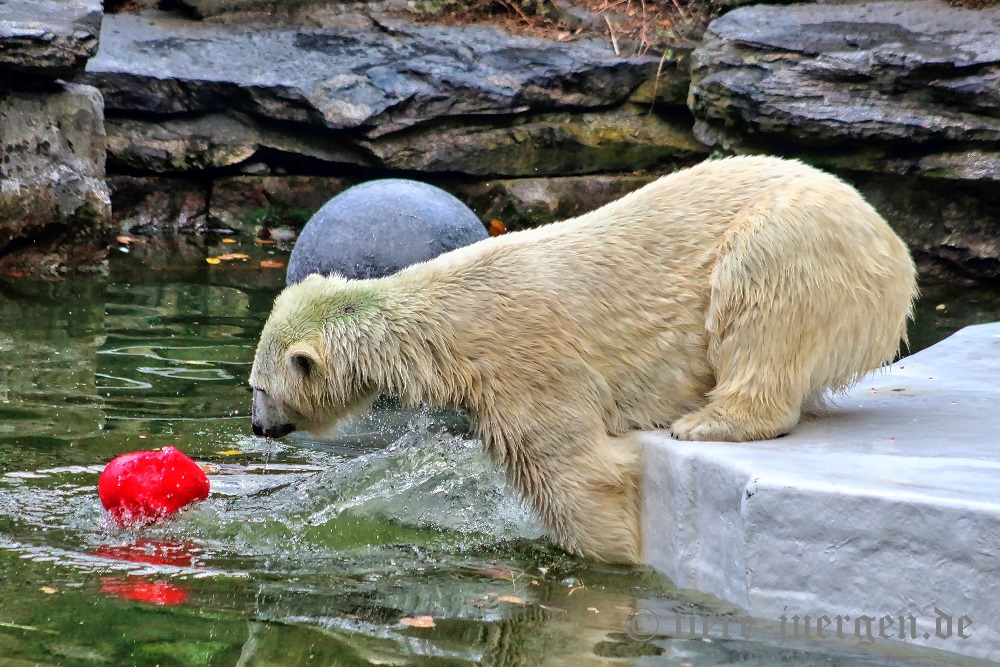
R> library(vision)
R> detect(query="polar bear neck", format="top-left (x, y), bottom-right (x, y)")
top-left (350, 270), bottom-right (484, 417)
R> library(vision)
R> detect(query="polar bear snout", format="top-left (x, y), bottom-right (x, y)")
top-left (251, 420), bottom-right (295, 438)
top-left (251, 387), bottom-right (296, 439)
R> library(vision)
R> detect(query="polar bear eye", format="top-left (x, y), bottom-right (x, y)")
top-left (344, 305), bottom-right (356, 315)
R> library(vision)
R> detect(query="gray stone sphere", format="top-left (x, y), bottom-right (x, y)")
top-left (286, 179), bottom-right (488, 285)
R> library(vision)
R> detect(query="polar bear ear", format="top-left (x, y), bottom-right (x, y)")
top-left (286, 342), bottom-right (322, 380)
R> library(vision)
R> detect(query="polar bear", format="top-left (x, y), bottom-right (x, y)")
top-left (249, 156), bottom-right (917, 563)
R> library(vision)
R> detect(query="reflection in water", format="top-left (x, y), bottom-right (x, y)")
top-left (0, 244), bottom-right (994, 666)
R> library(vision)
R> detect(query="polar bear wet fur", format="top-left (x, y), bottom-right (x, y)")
top-left (250, 156), bottom-right (917, 564)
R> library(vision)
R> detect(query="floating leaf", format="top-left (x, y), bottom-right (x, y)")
top-left (199, 464), bottom-right (220, 475)
top-left (206, 258), bottom-right (222, 265)
top-left (222, 238), bottom-right (237, 244)
top-left (116, 236), bottom-right (135, 244)
top-left (476, 567), bottom-right (517, 581)
top-left (539, 604), bottom-right (567, 613)
top-left (400, 616), bottom-right (436, 628)
top-left (39, 586), bottom-right (58, 595)
top-left (488, 219), bottom-right (507, 236)
top-left (256, 239), bottom-right (276, 245)
top-left (260, 260), bottom-right (285, 269)
top-left (497, 595), bottom-right (527, 606)
top-left (216, 253), bottom-right (249, 261)
top-left (215, 450), bottom-right (243, 456)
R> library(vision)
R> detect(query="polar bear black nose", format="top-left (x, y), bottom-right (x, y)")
top-left (251, 421), bottom-right (295, 438)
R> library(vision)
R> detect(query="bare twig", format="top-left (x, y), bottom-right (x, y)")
top-left (638, 0), bottom-right (648, 55)
top-left (497, 0), bottom-right (533, 23)
top-left (604, 14), bottom-right (621, 56)
top-left (647, 46), bottom-right (671, 115)
top-left (670, 0), bottom-right (688, 21)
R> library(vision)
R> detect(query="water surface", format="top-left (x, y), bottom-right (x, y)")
top-left (0, 237), bottom-right (992, 666)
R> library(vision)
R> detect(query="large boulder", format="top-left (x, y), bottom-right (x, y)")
top-left (687, 0), bottom-right (1000, 281)
top-left (84, 13), bottom-right (658, 134)
top-left (689, 1), bottom-right (1000, 178)
top-left (0, 83), bottom-right (112, 277)
top-left (286, 179), bottom-right (487, 284)
top-left (0, 1), bottom-right (110, 277)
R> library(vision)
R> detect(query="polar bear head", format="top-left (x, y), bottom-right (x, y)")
top-left (249, 274), bottom-right (383, 438)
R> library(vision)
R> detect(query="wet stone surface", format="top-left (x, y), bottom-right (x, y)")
top-left (83, 12), bottom-right (658, 134)
top-left (0, 0), bottom-right (103, 81)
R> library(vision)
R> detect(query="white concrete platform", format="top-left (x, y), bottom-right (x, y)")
top-left (641, 322), bottom-right (1000, 661)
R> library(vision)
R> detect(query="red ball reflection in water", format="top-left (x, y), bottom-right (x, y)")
top-left (100, 577), bottom-right (189, 606)
top-left (95, 540), bottom-right (200, 606)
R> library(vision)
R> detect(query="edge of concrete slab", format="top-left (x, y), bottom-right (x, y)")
top-left (641, 322), bottom-right (1000, 661)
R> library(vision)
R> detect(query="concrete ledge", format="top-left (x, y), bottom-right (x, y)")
top-left (641, 322), bottom-right (1000, 661)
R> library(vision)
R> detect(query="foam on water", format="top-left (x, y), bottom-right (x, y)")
top-left (0, 408), bottom-right (543, 581)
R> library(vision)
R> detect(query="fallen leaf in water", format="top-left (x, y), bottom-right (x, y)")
top-left (216, 253), bottom-right (249, 261)
top-left (936, 304), bottom-right (946, 310)
top-left (497, 595), bottom-right (527, 606)
top-left (260, 260), bottom-right (285, 269)
top-left (199, 464), bottom-right (220, 474)
top-left (39, 586), bottom-right (58, 595)
top-left (256, 238), bottom-right (276, 245)
top-left (400, 616), bottom-right (436, 628)
top-left (205, 258), bottom-right (221, 265)
top-left (476, 567), bottom-right (517, 580)
top-left (488, 219), bottom-right (507, 236)
top-left (116, 236), bottom-right (135, 244)
top-left (587, 607), bottom-right (600, 613)
top-left (215, 450), bottom-right (243, 456)
top-left (222, 238), bottom-right (237, 243)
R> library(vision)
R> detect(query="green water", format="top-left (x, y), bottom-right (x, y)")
top-left (0, 238), bottom-right (994, 667)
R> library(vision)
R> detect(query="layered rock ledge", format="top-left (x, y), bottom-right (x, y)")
top-left (0, 0), bottom-right (103, 82)
top-left (80, 10), bottom-right (703, 237)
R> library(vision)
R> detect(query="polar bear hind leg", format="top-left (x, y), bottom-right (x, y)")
top-left (671, 184), bottom-right (914, 442)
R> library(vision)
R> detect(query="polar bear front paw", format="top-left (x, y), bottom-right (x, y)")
top-left (671, 402), bottom-right (799, 442)
top-left (670, 410), bottom-right (740, 442)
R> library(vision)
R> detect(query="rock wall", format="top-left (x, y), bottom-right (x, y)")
top-left (4, 0), bottom-right (997, 282)
top-left (79, 7), bottom-right (704, 241)
top-left (0, 0), bottom-right (113, 278)
top-left (689, 0), bottom-right (1000, 281)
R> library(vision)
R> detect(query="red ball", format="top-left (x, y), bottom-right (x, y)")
top-left (99, 447), bottom-right (210, 527)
